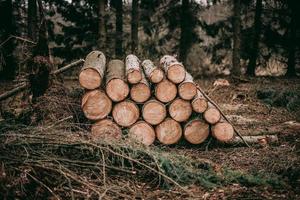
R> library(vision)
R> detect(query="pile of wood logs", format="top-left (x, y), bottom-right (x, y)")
top-left (79, 51), bottom-right (234, 146)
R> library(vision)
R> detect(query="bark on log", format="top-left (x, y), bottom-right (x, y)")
top-left (184, 119), bottom-right (209, 144)
top-left (79, 51), bottom-right (106, 90)
top-left (141, 59), bottom-right (164, 83)
top-left (129, 121), bottom-right (155, 146)
top-left (106, 59), bottom-right (129, 102)
top-left (130, 71), bottom-right (151, 103)
top-left (81, 90), bottom-right (112, 121)
top-left (192, 89), bottom-right (208, 113)
top-left (125, 54), bottom-right (142, 84)
top-left (228, 135), bottom-right (278, 145)
top-left (169, 98), bottom-right (192, 122)
top-left (159, 55), bottom-right (185, 84)
top-left (156, 118), bottom-right (182, 145)
top-left (112, 100), bottom-right (139, 127)
top-left (155, 79), bottom-right (177, 103)
top-left (91, 119), bottom-right (122, 141)
top-left (211, 120), bottom-right (234, 142)
top-left (203, 103), bottom-right (221, 124)
top-left (178, 71), bottom-right (197, 100)
top-left (142, 99), bottom-right (166, 125)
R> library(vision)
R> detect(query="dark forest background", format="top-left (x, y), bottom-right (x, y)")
top-left (0, 0), bottom-right (299, 79)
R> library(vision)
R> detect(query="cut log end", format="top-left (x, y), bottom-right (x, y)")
top-left (106, 79), bottom-right (129, 102)
top-left (91, 119), bottom-right (122, 141)
top-left (156, 118), bottom-right (182, 145)
top-left (169, 98), bottom-right (192, 122)
top-left (204, 107), bottom-right (221, 124)
top-left (155, 79), bottom-right (177, 103)
top-left (79, 68), bottom-right (101, 90)
top-left (112, 100), bottom-right (140, 127)
top-left (150, 68), bottom-right (164, 83)
top-left (81, 90), bottom-right (112, 121)
top-left (212, 122), bottom-right (234, 142)
top-left (129, 121), bottom-right (155, 146)
top-left (178, 82), bottom-right (197, 100)
top-left (167, 64), bottom-right (185, 84)
top-left (192, 98), bottom-right (208, 113)
top-left (130, 83), bottom-right (151, 103)
top-left (127, 70), bottom-right (142, 84)
top-left (184, 120), bottom-right (209, 144)
top-left (142, 100), bottom-right (166, 125)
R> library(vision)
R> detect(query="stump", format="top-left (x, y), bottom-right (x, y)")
top-left (211, 121), bottom-right (234, 142)
top-left (91, 119), bottom-right (122, 141)
top-left (81, 90), bottom-right (112, 121)
top-left (184, 119), bottom-right (209, 144)
top-left (155, 79), bottom-right (177, 103)
top-left (156, 118), bottom-right (182, 145)
top-left (125, 54), bottom-right (142, 84)
top-left (129, 121), bottom-right (155, 146)
top-left (112, 100), bottom-right (140, 127)
top-left (178, 72), bottom-right (197, 100)
top-left (159, 55), bottom-right (185, 84)
top-left (203, 103), bottom-right (221, 124)
top-left (169, 98), bottom-right (192, 122)
top-left (130, 72), bottom-right (151, 103)
top-left (141, 59), bottom-right (164, 83)
top-left (192, 90), bottom-right (208, 113)
top-left (79, 51), bottom-right (106, 90)
top-left (142, 99), bottom-right (166, 125)
top-left (106, 60), bottom-right (129, 102)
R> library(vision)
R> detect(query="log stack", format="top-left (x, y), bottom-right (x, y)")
top-left (79, 52), bottom-right (235, 146)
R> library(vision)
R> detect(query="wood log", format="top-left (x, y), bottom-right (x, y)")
top-left (106, 59), bottom-right (129, 102)
top-left (79, 51), bottom-right (106, 90)
top-left (142, 99), bottom-right (167, 125)
top-left (228, 135), bottom-right (278, 145)
top-left (159, 55), bottom-right (185, 84)
top-left (125, 54), bottom-right (142, 84)
top-left (203, 103), bottom-right (221, 124)
top-left (169, 98), bottom-right (192, 122)
top-left (184, 119), bottom-right (210, 144)
top-left (211, 120), bottom-right (234, 142)
top-left (81, 90), bottom-right (112, 121)
top-left (178, 72), bottom-right (197, 100)
top-left (91, 119), bottom-right (122, 141)
top-left (129, 121), bottom-right (155, 146)
top-left (112, 100), bottom-right (139, 127)
top-left (141, 59), bottom-right (164, 83)
top-left (192, 89), bottom-right (208, 113)
top-left (155, 79), bottom-right (177, 103)
top-left (156, 118), bottom-right (182, 145)
top-left (130, 71), bottom-right (151, 103)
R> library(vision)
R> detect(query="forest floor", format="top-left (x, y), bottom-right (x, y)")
top-left (0, 77), bottom-right (299, 199)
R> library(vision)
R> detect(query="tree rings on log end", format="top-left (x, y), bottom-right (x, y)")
top-left (112, 100), bottom-right (140, 127)
top-left (129, 121), bottom-right (155, 146)
top-left (127, 70), bottom-right (142, 84)
top-left (150, 68), bottom-right (164, 83)
top-left (91, 119), bottom-right (122, 141)
top-left (142, 100), bottom-right (166, 125)
top-left (178, 82), bottom-right (197, 100)
top-left (204, 107), bottom-right (221, 124)
top-left (155, 79), bottom-right (177, 103)
top-left (79, 68), bottom-right (102, 90)
top-left (212, 122), bottom-right (234, 142)
top-left (167, 64), bottom-right (186, 84)
top-left (130, 83), bottom-right (151, 103)
top-left (169, 98), bottom-right (192, 122)
top-left (156, 118), bottom-right (182, 145)
top-left (184, 120), bottom-right (209, 144)
top-left (81, 90), bottom-right (112, 121)
top-left (106, 79), bottom-right (129, 102)
top-left (192, 98), bottom-right (208, 113)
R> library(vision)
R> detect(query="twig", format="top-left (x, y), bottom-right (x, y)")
top-left (196, 85), bottom-right (250, 147)
top-left (0, 35), bottom-right (36, 47)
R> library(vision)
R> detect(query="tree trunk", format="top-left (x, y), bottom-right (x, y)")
top-left (79, 51), bottom-right (106, 90)
top-left (141, 59), bottom-right (164, 83)
top-left (160, 55), bottom-right (186, 84)
top-left (142, 99), bottom-right (167, 125)
top-left (232, 0), bottom-right (241, 76)
top-left (129, 121), bottom-right (155, 146)
top-left (178, 72), bottom-right (197, 100)
top-left (0, 0), bottom-right (16, 80)
top-left (168, 98), bottom-right (192, 122)
top-left (155, 79), bottom-right (177, 103)
top-left (97, 0), bottom-right (106, 50)
top-left (131, 0), bottom-right (139, 53)
top-left (91, 119), bottom-right (122, 141)
top-left (115, 0), bottom-right (123, 58)
top-left (130, 71), bottom-right (151, 103)
top-left (246, 0), bottom-right (262, 76)
top-left (286, 0), bottom-right (297, 77)
top-left (179, 0), bottom-right (190, 64)
top-left (156, 118), bottom-right (182, 145)
top-left (184, 119), bottom-right (209, 144)
top-left (105, 59), bottom-right (129, 102)
top-left (81, 90), bottom-right (112, 121)
top-left (28, 0), bottom-right (37, 41)
top-left (125, 54), bottom-right (142, 84)
top-left (112, 100), bottom-right (140, 127)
